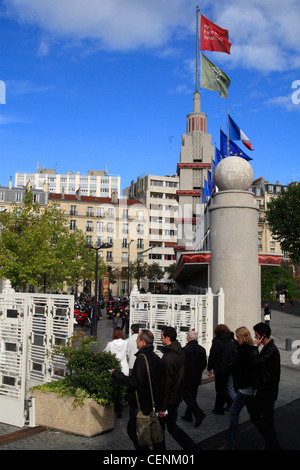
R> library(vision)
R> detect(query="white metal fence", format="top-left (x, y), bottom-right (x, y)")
top-left (129, 287), bottom-right (224, 355)
top-left (0, 289), bottom-right (74, 427)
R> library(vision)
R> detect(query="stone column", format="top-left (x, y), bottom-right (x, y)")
top-left (209, 157), bottom-right (261, 333)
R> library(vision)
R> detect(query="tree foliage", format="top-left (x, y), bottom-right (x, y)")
top-left (261, 263), bottom-right (299, 301)
top-left (265, 183), bottom-right (300, 263)
top-left (0, 189), bottom-right (106, 292)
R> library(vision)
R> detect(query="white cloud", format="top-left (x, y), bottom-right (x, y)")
top-left (4, 0), bottom-right (300, 72)
top-left (4, 0), bottom-right (193, 50)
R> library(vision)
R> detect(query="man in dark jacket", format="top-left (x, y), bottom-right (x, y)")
top-left (182, 330), bottom-right (207, 427)
top-left (111, 329), bottom-right (162, 450)
top-left (250, 322), bottom-right (281, 450)
top-left (158, 326), bottom-right (200, 451)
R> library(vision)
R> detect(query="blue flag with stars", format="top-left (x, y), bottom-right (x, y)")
top-left (220, 130), bottom-right (252, 161)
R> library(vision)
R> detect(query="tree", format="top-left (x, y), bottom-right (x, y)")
top-left (0, 189), bottom-right (106, 292)
top-left (147, 262), bottom-right (164, 291)
top-left (265, 183), bottom-right (300, 263)
top-left (261, 263), bottom-right (299, 301)
top-left (165, 262), bottom-right (176, 291)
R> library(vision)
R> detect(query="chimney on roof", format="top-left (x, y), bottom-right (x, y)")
top-left (111, 191), bottom-right (118, 204)
top-left (75, 188), bottom-right (81, 200)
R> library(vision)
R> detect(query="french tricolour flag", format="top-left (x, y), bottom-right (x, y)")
top-left (228, 114), bottom-right (254, 151)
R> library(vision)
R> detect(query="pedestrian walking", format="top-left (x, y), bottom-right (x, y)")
top-left (158, 326), bottom-right (201, 451)
top-left (264, 303), bottom-right (271, 326)
top-left (250, 322), bottom-right (281, 450)
top-left (181, 330), bottom-right (207, 427)
top-left (207, 324), bottom-right (234, 414)
top-left (126, 324), bottom-right (139, 375)
top-left (104, 327), bottom-right (129, 418)
top-left (110, 329), bottom-right (163, 451)
top-left (219, 326), bottom-right (256, 450)
top-left (279, 291), bottom-right (286, 310)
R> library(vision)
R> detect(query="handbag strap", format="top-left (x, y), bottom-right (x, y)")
top-left (135, 353), bottom-right (155, 410)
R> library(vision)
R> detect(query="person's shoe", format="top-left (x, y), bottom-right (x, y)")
top-left (181, 415), bottom-right (193, 422)
top-left (218, 440), bottom-right (236, 450)
top-left (194, 413), bottom-right (206, 427)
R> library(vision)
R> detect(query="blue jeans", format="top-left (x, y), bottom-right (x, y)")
top-left (227, 391), bottom-right (253, 441)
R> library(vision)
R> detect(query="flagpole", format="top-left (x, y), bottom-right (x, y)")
top-left (226, 107), bottom-right (229, 157)
top-left (196, 5), bottom-right (200, 93)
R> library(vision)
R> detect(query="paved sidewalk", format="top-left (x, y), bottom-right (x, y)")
top-left (0, 306), bottom-right (299, 451)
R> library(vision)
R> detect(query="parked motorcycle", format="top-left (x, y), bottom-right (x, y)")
top-left (74, 301), bottom-right (92, 327)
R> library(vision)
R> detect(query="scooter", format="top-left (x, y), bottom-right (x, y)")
top-left (74, 302), bottom-right (92, 327)
top-left (106, 299), bottom-right (115, 319)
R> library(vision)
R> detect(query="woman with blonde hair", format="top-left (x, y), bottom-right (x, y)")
top-left (219, 326), bottom-right (256, 450)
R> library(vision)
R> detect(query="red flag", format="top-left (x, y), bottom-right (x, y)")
top-left (201, 14), bottom-right (231, 54)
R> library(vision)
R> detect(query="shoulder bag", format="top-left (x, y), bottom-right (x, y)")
top-left (135, 354), bottom-right (164, 447)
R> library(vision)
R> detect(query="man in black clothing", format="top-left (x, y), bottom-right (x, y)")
top-left (250, 322), bottom-right (281, 450)
top-left (182, 330), bottom-right (207, 427)
top-left (158, 326), bottom-right (200, 451)
top-left (111, 329), bottom-right (162, 450)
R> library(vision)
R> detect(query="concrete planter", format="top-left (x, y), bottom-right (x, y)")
top-left (31, 390), bottom-right (114, 437)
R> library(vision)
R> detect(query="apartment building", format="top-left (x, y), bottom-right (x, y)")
top-left (250, 177), bottom-right (289, 256)
top-left (48, 191), bottom-right (149, 295)
top-left (14, 166), bottom-right (120, 198)
top-left (123, 174), bottom-right (179, 291)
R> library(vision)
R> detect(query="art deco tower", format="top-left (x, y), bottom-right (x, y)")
top-left (175, 90), bottom-right (214, 257)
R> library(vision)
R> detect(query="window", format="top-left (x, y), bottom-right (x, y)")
top-left (96, 207), bottom-right (104, 217)
top-left (150, 180), bottom-right (163, 186)
top-left (122, 223), bottom-right (128, 234)
top-left (87, 206), bottom-right (94, 217)
top-left (107, 222), bottom-right (114, 233)
top-left (122, 209), bottom-right (128, 219)
top-left (137, 224), bottom-right (144, 234)
top-left (96, 222), bottom-right (104, 232)
top-left (70, 205), bottom-right (77, 215)
top-left (122, 238), bottom-right (128, 248)
top-left (137, 239), bottom-right (144, 249)
top-left (86, 221), bottom-right (93, 232)
top-left (70, 220), bottom-right (76, 230)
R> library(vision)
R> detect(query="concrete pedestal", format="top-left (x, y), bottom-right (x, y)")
top-left (210, 157), bottom-right (261, 333)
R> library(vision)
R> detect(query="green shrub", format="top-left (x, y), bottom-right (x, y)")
top-left (32, 332), bottom-right (124, 407)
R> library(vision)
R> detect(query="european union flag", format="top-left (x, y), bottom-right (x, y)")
top-left (220, 129), bottom-right (253, 161)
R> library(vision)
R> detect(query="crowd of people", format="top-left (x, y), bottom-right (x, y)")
top-left (103, 318), bottom-right (281, 451)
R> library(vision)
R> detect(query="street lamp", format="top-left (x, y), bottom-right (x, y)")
top-left (127, 240), bottom-right (133, 295)
top-left (84, 242), bottom-right (112, 337)
top-left (137, 245), bottom-right (155, 291)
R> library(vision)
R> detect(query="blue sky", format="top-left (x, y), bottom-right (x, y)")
top-left (1, 0), bottom-right (300, 192)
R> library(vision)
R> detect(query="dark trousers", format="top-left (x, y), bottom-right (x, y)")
top-left (213, 373), bottom-right (233, 413)
top-left (182, 384), bottom-right (205, 420)
top-left (159, 404), bottom-right (196, 451)
top-left (250, 389), bottom-right (281, 450)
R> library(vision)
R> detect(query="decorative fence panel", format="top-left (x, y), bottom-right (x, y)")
top-left (129, 287), bottom-right (224, 356)
top-left (0, 291), bottom-right (74, 427)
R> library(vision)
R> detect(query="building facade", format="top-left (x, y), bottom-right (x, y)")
top-left (123, 174), bottom-right (179, 291)
top-left (14, 166), bottom-right (120, 198)
top-left (48, 192), bottom-right (149, 296)
top-left (250, 177), bottom-right (289, 256)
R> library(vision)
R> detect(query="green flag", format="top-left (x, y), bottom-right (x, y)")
top-left (201, 53), bottom-right (231, 99)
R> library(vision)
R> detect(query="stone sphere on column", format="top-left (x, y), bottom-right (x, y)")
top-left (214, 156), bottom-right (254, 191)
